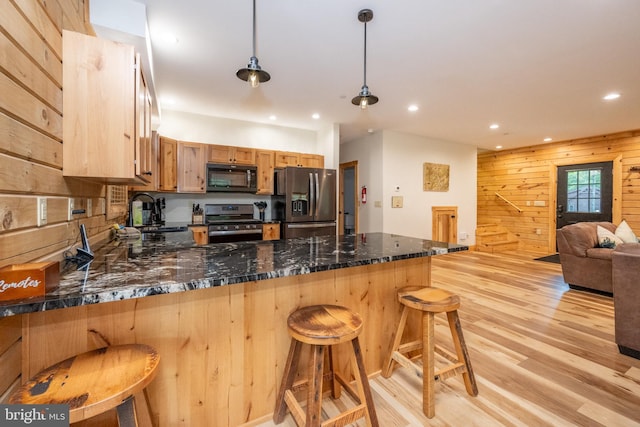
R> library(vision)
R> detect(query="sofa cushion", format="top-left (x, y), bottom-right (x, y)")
top-left (615, 220), bottom-right (638, 243)
top-left (597, 225), bottom-right (623, 248)
top-left (558, 222), bottom-right (616, 257)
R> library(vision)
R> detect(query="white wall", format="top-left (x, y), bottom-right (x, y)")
top-left (340, 130), bottom-right (477, 244)
top-left (339, 132), bottom-right (384, 233)
top-left (154, 110), bottom-right (339, 223)
top-left (381, 130), bottom-right (477, 244)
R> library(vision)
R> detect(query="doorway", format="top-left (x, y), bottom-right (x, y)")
top-left (339, 161), bottom-right (358, 235)
top-left (432, 206), bottom-right (458, 243)
top-left (556, 161), bottom-right (613, 229)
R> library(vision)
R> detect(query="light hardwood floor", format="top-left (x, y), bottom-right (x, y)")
top-left (257, 250), bottom-right (640, 427)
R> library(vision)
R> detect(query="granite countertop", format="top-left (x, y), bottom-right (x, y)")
top-left (0, 232), bottom-right (467, 317)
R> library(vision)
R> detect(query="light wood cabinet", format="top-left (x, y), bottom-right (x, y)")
top-left (208, 144), bottom-right (256, 165)
top-left (62, 30), bottom-right (150, 184)
top-left (275, 151), bottom-right (324, 168)
top-left (262, 223), bottom-right (280, 240)
top-left (158, 136), bottom-right (178, 192)
top-left (178, 141), bottom-right (206, 193)
top-left (130, 131), bottom-right (158, 192)
top-left (255, 150), bottom-right (275, 194)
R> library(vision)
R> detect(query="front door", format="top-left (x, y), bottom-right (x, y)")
top-left (557, 161), bottom-right (613, 229)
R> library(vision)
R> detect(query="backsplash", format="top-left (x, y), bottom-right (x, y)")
top-left (155, 193), bottom-right (273, 223)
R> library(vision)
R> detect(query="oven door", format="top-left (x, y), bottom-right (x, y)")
top-left (208, 226), bottom-right (263, 243)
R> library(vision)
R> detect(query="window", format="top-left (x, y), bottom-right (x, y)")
top-left (566, 168), bottom-right (601, 213)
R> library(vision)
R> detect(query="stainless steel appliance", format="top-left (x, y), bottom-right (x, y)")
top-left (206, 163), bottom-right (257, 193)
top-left (205, 204), bottom-right (262, 243)
top-left (272, 167), bottom-right (337, 239)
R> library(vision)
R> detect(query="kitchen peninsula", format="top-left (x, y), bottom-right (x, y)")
top-left (3, 232), bottom-right (466, 426)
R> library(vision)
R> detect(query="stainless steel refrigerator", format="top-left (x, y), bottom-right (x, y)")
top-left (272, 167), bottom-right (337, 239)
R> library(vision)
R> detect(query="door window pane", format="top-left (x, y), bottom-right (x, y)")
top-left (566, 168), bottom-right (601, 213)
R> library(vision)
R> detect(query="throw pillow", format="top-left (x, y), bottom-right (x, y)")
top-left (597, 225), bottom-right (623, 248)
top-left (615, 220), bottom-right (638, 243)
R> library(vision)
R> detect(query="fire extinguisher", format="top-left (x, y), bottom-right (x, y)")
top-left (361, 186), bottom-right (367, 204)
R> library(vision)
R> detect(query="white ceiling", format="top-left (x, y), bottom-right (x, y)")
top-left (126, 0), bottom-right (640, 151)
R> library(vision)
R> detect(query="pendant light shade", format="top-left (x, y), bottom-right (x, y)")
top-left (236, 0), bottom-right (270, 87)
top-left (352, 9), bottom-right (378, 109)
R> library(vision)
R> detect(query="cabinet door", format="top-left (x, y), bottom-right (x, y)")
top-left (275, 151), bottom-right (300, 168)
top-left (232, 147), bottom-right (256, 165)
top-left (255, 150), bottom-right (275, 195)
top-left (135, 57), bottom-right (154, 182)
top-left (299, 153), bottom-right (324, 168)
top-left (208, 144), bottom-right (232, 163)
top-left (262, 223), bottom-right (280, 240)
top-left (158, 137), bottom-right (178, 192)
top-left (62, 30), bottom-right (137, 182)
top-left (178, 141), bottom-right (206, 193)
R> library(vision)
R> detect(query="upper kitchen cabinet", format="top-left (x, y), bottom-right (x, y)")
top-left (208, 144), bottom-right (256, 165)
top-left (178, 141), bottom-right (206, 193)
top-left (275, 151), bottom-right (324, 168)
top-left (255, 149), bottom-right (275, 194)
top-left (62, 30), bottom-right (151, 184)
top-left (158, 136), bottom-right (178, 192)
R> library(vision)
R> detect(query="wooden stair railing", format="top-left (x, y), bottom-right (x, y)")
top-left (495, 192), bottom-right (523, 213)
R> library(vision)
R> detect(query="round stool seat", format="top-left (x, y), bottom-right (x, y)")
top-left (399, 286), bottom-right (460, 313)
top-left (9, 344), bottom-right (159, 424)
top-left (287, 304), bottom-right (363, 345)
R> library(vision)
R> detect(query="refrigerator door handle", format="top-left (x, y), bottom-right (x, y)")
top-left (309, 172), bottom-right (315, 217)
top-left (314, 173), bottom-right (320, 219)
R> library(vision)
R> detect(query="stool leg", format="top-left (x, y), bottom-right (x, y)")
top-left (307, 344), bottom-right (325, 427)
top-left (328, 345), bottom-right (341, 399)
top-left (116, 395), bottom-right (137, 427)
top-left (274, 339), bottom-right (303, 423)
top-left (351, 337), bottom-right (379, 427)
top-left (447, 311), bottom-right (478, 396)
top-left (382, 305), bottom-right (409, 378)
top-left (422, 311), bottom-right (435, 418)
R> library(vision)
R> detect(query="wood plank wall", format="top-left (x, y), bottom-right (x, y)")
top-left (0, 0), bottom-right (124, 401)
top-left (478, 130), bottom-right (640, 252)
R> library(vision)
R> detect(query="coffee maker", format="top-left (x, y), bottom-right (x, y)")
top-left (128, 193), bottom-right (164, 227)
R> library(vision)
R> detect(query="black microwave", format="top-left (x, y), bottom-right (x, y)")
top-left (206, 163), bottom-right (258, 193)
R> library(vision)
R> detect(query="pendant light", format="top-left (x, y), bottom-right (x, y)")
top-left (351, 9), bottom-right (378, 109)
top-left (236, 0), bottom-right (270, 88)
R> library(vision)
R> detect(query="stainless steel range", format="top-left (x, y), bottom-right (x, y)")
top-left (205, 204), bottom-right (262, 243)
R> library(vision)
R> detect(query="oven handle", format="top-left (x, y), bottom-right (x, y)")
top-left (285, 222), bottom-right (335, 229)
top-left (208, 229), bottom-right (263, 236)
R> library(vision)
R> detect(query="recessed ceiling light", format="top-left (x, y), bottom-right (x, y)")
top-left (543, 137), bottom-right (553, 142)
top-left (603, 92), bottom-right (621, 101)
top-left (490, 124), bottom-right (500, 129)
top-left (408, 105), bottom-right (419, 112)
top-left (159, 32), bottom-right (179, 44)
top-left (495, 145), bottom-right (503, 149)
top-left (269, 115), bottom-right (277, 121)
top-left (312, 113), bottom-right (320, 120)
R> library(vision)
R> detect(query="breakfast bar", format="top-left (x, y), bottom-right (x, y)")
top-left (2, 232), bottom-right (466, 426)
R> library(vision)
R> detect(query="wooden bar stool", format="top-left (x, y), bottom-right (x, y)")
top-left (274, 304), bottom-right (379, 427)
top-left (9, 344), bottom-right (160, 426)
top-left (382, 286), bottom-right (478, 418)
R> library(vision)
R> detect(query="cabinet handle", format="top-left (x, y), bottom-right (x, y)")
top-left (124, 133), bottom-right (131, 139)
top-left (143, 171), bottom-right (152, 175)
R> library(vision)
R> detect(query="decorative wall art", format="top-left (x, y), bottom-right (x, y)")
top-left (423, 162), bottom-right (450, 192)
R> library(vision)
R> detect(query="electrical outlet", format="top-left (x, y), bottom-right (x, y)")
top-left (533, 200), bottom-right (546, 207)
top-left (37, 197), bottom-right (47, 226)
top-left (100, 199), bottom-right (106, 215)
top-left (86, 199), bottom-right (92, 216)
top-left (68, 199), bottom-right (74, 221)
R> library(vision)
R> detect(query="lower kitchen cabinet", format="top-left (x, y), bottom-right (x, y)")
top-left (262, 223), bottom-right (280, 240)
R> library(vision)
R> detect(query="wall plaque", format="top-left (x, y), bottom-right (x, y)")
top-left (423, 162), bottom-right (450, 192)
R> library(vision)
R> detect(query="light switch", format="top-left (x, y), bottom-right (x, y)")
top-left (37, 197), bottom-right (47, 226)
top-left (392, 196), bottom-right (403, 208)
